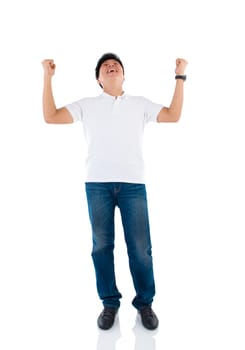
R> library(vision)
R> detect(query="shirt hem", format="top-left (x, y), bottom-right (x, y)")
top-left (84, 178), bottom-right (145, 184)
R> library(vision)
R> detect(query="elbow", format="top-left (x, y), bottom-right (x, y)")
top-left (44, 117), bottom-right (53, 124)
top-left (157, 107), bottom-right (181, 123)
top-left (167, 109), bottom-right (181, 123)
top-left (172, 113), bottom-right (181, 122)
top-left (43, 113), bottom-right (55, 124)
top-left (158, 113), bottom-right (181, 123)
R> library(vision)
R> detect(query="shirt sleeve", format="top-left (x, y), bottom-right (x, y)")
top-left (65, 99), bottom-right (84, 123)
top-left (143, 97), bottom-right (164, 123)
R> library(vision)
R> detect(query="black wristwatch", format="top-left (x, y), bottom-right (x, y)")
top-left (175, 75), bottom-right (187, 81)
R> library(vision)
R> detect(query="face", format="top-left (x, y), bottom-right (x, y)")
top-left (98, 59), bottom-right (124, 88)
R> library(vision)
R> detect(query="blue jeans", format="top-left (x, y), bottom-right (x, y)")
top-left (85, 182), bottom-right (156, 309)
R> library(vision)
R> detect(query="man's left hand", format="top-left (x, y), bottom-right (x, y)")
top-left (175, 58), bottom-right (188, 75)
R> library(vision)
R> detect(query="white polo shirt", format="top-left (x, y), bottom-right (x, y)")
top-left (66, 92), bottom-right (163, 183)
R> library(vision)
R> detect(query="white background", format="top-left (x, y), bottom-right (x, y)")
top-left (0, 0), bottom-right (244, 349)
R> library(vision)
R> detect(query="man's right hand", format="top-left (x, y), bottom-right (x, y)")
top-left (42, 59), bottom-right (56, 76)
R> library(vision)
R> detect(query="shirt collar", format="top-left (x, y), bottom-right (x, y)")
top-left (100, 91), bottom-right (126, 100)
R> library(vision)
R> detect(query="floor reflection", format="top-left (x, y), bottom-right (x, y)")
top-left (96, 312), bottom-right (157, 350)
top-left (132, 313), bottom-right (157, 350)
top-left (96, 315), bottom-right (121, 350)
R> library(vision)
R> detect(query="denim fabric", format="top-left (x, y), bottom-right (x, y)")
top-left (85, 182), bottom-right (156, 309)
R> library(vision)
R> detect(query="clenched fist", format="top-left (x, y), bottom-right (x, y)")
top-left (42, 59), bottom-right (56, 76)
top-left (175, 58), bottom-right (188, 75)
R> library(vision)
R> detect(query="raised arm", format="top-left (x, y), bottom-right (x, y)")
top-left (42, 59), bottom-right (73, 124)
top-left (157, 58), bottom-right (188, 123)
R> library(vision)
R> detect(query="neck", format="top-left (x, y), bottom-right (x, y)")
top-left (103, 85), bottom-right (124, 97)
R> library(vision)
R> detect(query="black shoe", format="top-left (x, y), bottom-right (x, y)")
top-left (139, 305), bottom-right (159, 330)
top-left (97, 307), bottom-right (118, 330)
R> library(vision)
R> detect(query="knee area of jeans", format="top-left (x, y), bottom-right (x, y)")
top-left (128, 247), bottom-right (152, 263)
top-left (92, 243), bottom-right (114, 255)
top-left (129, 241), bottom-right (152, 255)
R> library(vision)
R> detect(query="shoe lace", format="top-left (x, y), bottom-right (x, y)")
top-left (141, 307), bottom-right (154, 318)
top-left (103, 308), bottom-right (115, 318)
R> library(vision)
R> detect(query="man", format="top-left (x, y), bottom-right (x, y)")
top-left (42, 53), bottom-right (188, 331)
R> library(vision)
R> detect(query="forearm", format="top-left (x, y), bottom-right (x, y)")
top-left (42, 75), bottom-right (57, 122)
top-left (168, 79), bottom-right (184, 121)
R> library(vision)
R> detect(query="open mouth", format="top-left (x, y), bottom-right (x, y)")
top-left (107, 68), bottom-right (117, 74)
